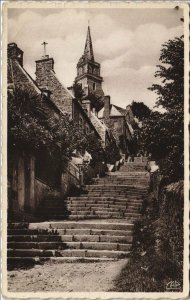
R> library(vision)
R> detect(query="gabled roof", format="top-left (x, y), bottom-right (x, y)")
top-left (112, 105), bottom-right (126, 116)
top-left (8, 59), bottom-right (62, 115)
top-left (98, 104), bottom-right (124, 118)
top-left (8, 59), bottom-right (41, 95)
top-left (50, 71), bottom-right (74, 99)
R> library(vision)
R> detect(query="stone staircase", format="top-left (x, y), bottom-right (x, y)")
top-left (8, 161), bottom-right (150, 265)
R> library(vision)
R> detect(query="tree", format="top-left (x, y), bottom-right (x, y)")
top-left (86, 92), bottom-right (104, 112)
top-left (8, 86), bottom-right (106, 168)
top-left (149, 36), bottom-right (184, 111)
top-left (8, 86), bottom-right (55, 153)
top-left (72, 82), bottom-right (85, 101)
top-left (131, 101), bottom-right (151, 120)
top-left (142, 36), bottom-right (184, 181)
top-left (105, 141), bottom-right (121, 164)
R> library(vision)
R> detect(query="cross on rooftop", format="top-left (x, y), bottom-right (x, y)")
top-left (41, 41), bottom-right (48, 57)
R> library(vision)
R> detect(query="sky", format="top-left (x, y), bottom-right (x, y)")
top-left (8, 7), bottom-right (184, 109)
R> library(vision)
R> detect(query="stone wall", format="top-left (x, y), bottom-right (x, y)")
top-left (34, 178), bottom-right (51, 209)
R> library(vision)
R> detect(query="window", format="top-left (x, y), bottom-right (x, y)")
top-left (93, 82), bottom-right (96, 91)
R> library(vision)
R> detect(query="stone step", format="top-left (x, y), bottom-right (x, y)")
top-left (92, 182), bottom-right (149, 186)
top-left (68, 209), bottom-right (141, 216)
top-left (68, 210), bottom-right (140, 217)
top-left (8, 234), bottom-right (133, 243)
top-left (67, 199), bottom-right (143, 204)
top-left (8, 221), bottom-right (134, 231)
top-left (8, 241), bottom-right (132, 251)
top-left (81, 191), bottom-right (147, 195)
top-left (68, 215), bottom-right (139, 221)
top-left (96, 180), bottom-right (149, 182)
top-left (93, 182), bottom-right (149, 186)
top-left (80, 193), bottom-right (146, 198)
top-left (94, 177), bottom-right (149, 180)
top-left (67, 200), bottom-right (141, 210)
top-left (68, 200), bottom-right (142, 209)
top-left (68, 196), bottom-right (143, 200)
top-left (8, 228), bottom-right (133, 236)
top-left (7, 257), bottom-right (115, 263)
top-left (60, 203), bottom-right (128, 210)
top-left (8, 248), bottom-right (130, 259)
top-left (67, 208), bottom-right (140, 215)
top-left (67, 207), bottom-right (128, 213)
top-left (83, 188), bottom-right (148, 192)
top-left (84, 185), bottom-right (148, 190)
top-left (83, 191), bottom-right (147, 195)
top-left (107, 171), bottom-right (148, 173)
top-left (119, 168), bottom-right (146, 172)
top-left (67, 205), bottom-right (140, 212)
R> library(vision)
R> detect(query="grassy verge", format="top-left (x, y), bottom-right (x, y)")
top-left (111, 191), bottom-right (183, 292)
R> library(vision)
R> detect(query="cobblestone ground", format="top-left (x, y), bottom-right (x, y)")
top-left (8, 259), bottom-right (129, 292)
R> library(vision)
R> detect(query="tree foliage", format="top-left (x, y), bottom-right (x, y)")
top-left (131, 101), bottom-right (151, 120)
top-left (86, 92), bottom-right (104, 112)
top-left (149, 36), bottom-right (184, 111)
top-left (142, 36), bottom-right (184, 181)
top-left (72, 82), bottom-right (104, 111)
top-left (72, 82), bottom-right (85, 101)
top-left (8, 86), bottom-right (105, 167)
top-left (104, 141), bottom-right (121, 164)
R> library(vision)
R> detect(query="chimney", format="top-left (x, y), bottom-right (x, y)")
top-left (35, 55), bottom-right (54, 88)
top-left (82, 100), bottom-right (91, 118)
top-left (8, 43), bottom-right (23, 66)
top-left (103, 95), bottom-right (110, 119)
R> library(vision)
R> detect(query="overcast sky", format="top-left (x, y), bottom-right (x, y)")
top-left (8, 7), bottom-right (183, 109)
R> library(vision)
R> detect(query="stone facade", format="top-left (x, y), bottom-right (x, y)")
top-left (98, 96), bottom-right (134, 154)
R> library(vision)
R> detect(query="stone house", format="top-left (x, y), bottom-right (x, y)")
top-left (35, 54), bottom-right (101, 139)
top-left (98, 96), bottom-right (134, 155)
top-left (7, 42), bottom-right (103, 220)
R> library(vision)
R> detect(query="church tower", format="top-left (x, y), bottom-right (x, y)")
top-left (75, 26), bottom-right (104, 99)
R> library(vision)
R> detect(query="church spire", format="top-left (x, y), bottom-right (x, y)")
top-left (84, 25), bottom-right (94, 61)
